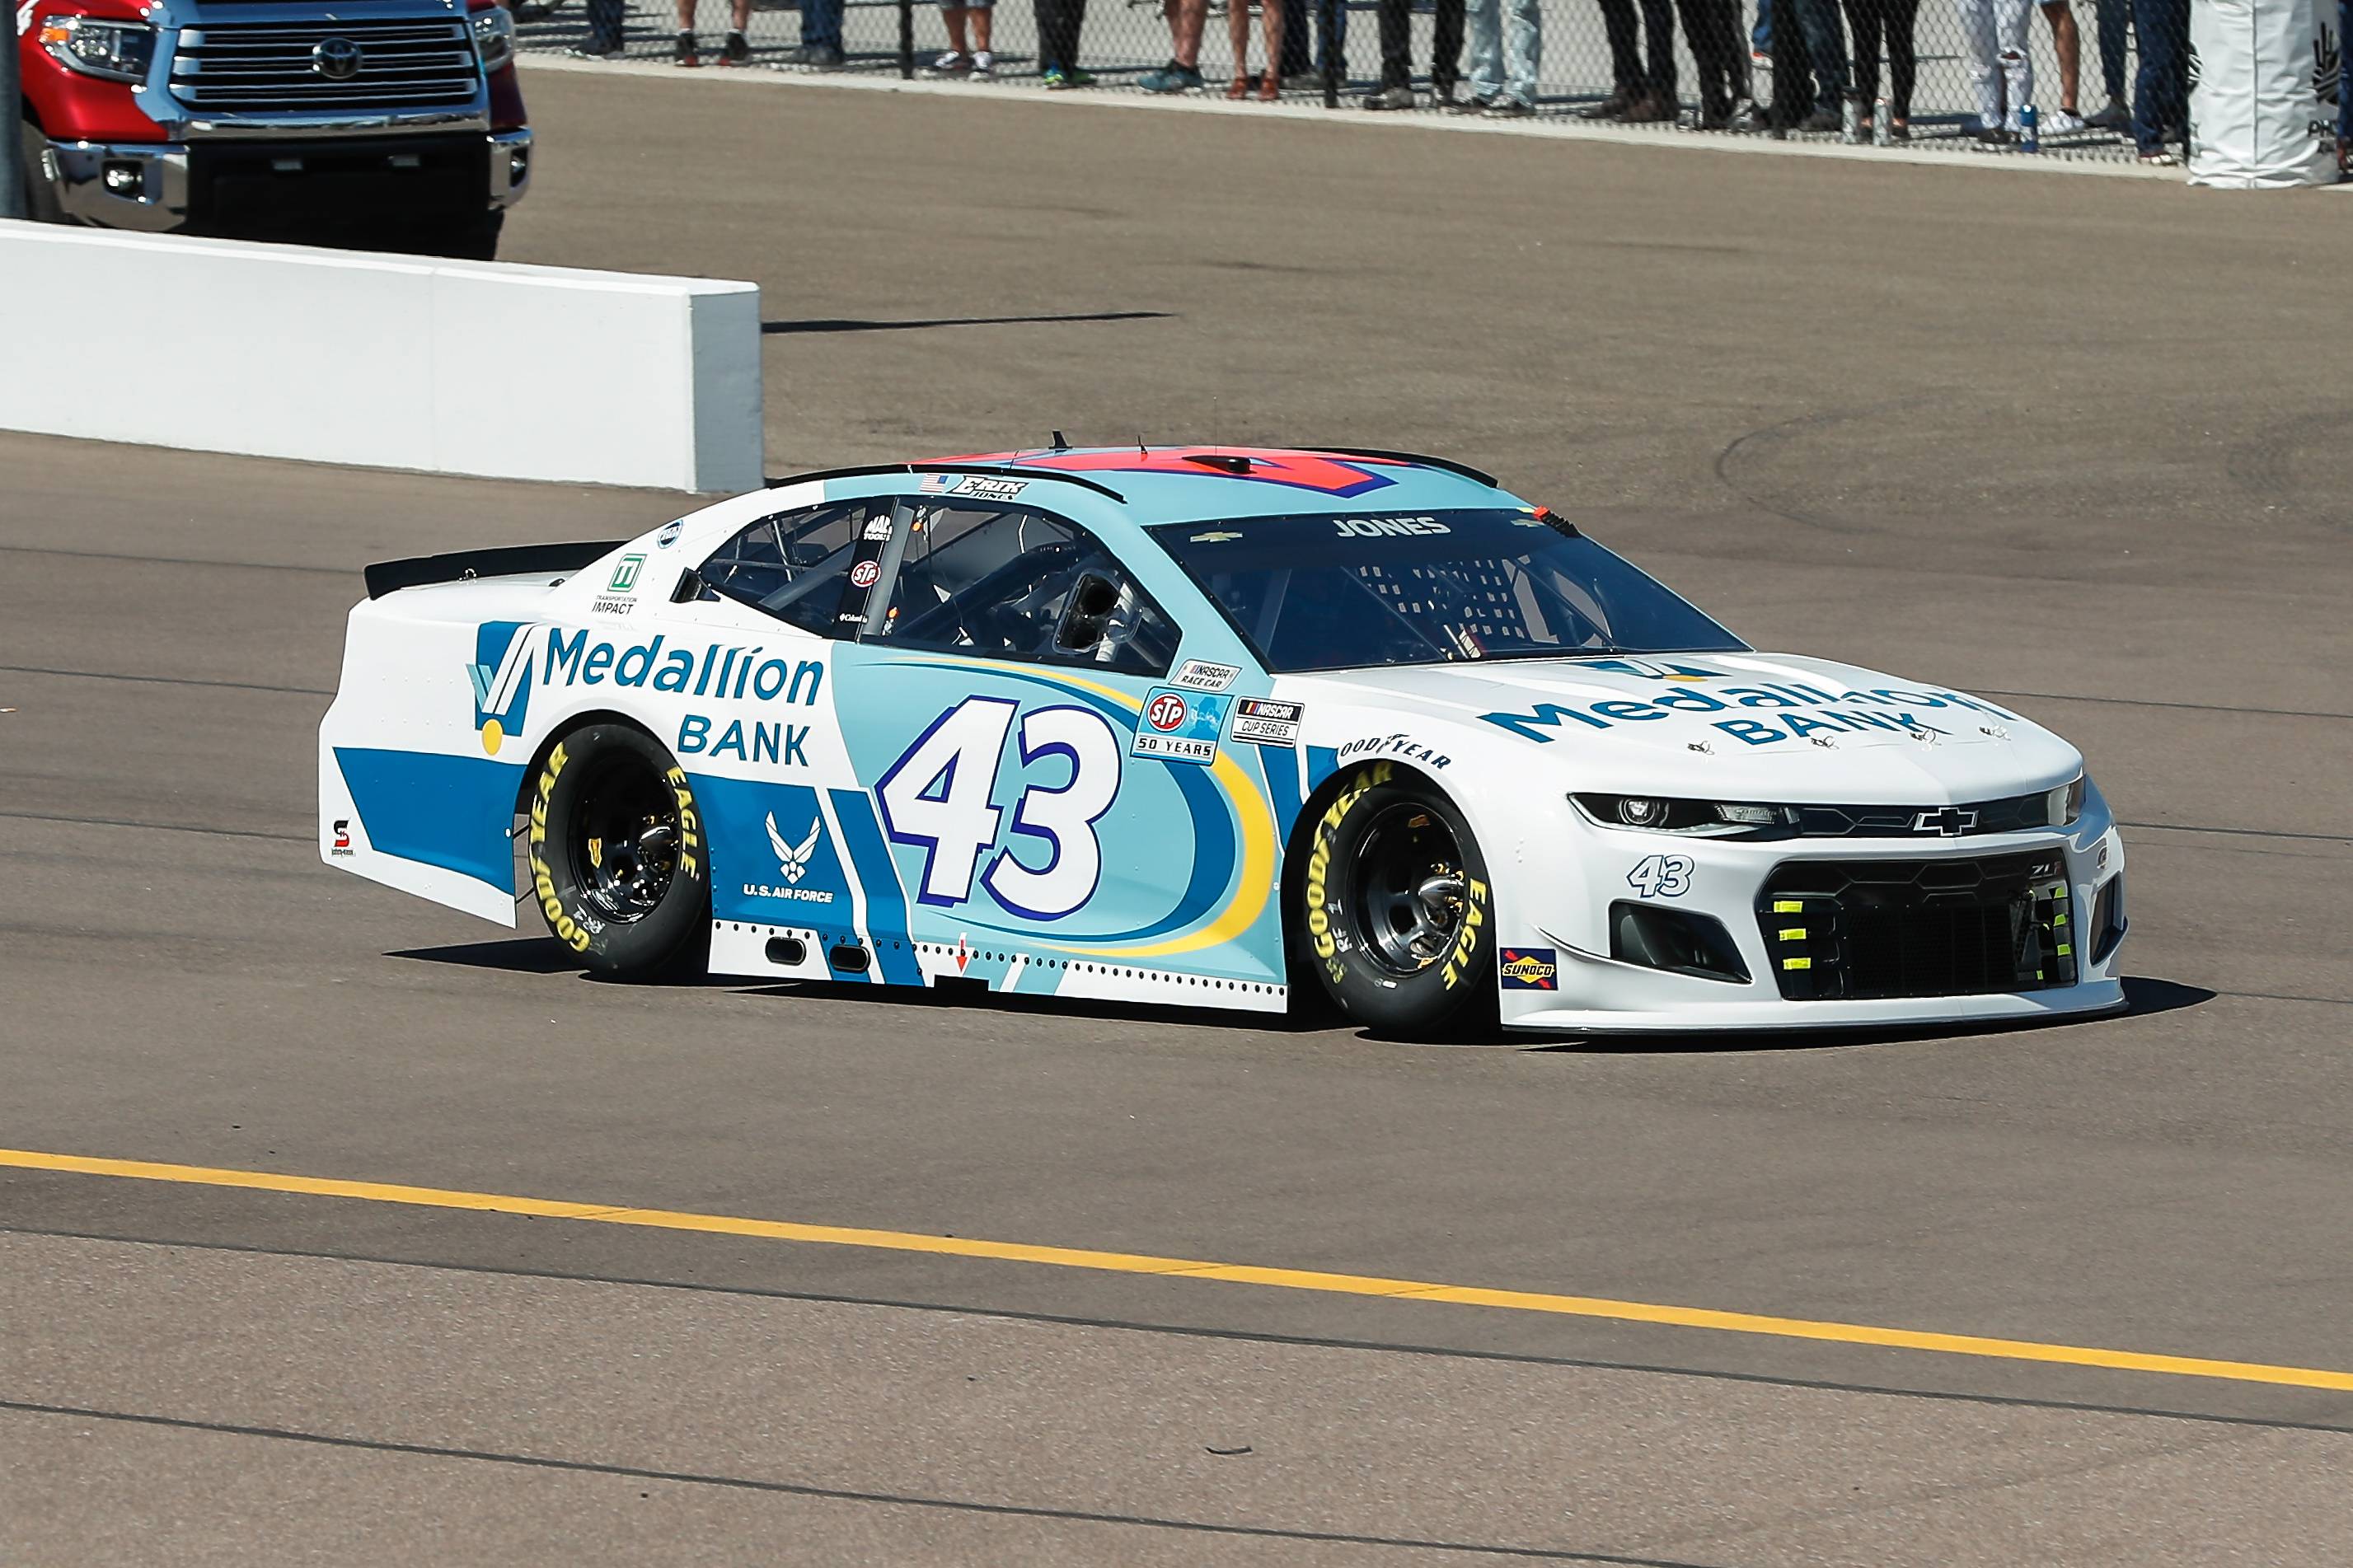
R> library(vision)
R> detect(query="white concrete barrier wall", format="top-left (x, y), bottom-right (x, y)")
top-left (0, 224), bottom-right (763, 492)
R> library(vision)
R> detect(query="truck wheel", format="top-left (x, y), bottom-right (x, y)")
top-left (525, 725), bottom-right (709, 980)
top-left (1292, 764), bottom-right (1496, 1037)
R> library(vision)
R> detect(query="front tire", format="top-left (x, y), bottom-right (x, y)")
top-left (526, 724), bottom-right (710, 978)
top-left (1293, 764), bottom-right (1496, 1037)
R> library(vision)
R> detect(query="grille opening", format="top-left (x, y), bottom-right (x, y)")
top-left (171, 17), bottom-right (481, 115)
top-left (1760, 852), bottom-right (2077, 1002)
top-left (1610, 902), bottom-right (1750, 985)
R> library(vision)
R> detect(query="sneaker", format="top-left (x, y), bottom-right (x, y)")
top-left (673, 28), bottom-right (698, 65)
top-left (1282, 69), bottom-right (1322, 89)
top-left (1797, 107), bottom-right (1840, 132)
top-left (786, 42), bottom-right (844, 67)
top-left (1577, 92), bottom-right (1632, 119)
top-left (566, 38), bottom-right (624, 57)
top-left (1484, 97), bottom-right (1534, 118)
top-left (1138, 60), bottom-right (1204, 92)
top-left (971, 49), bottom-right (993, 77)
top-left (1971, 123), bottom-right (2015, 145)
top-left (1042, 63), bottom-right (1094, 88)
top-left (1361, 83), bottom-right (1415, 110)
top-left (1620, 92), bottom-right (1674, 123)
top-left (2040, 107), bottom-right (2085, 134)
top-left (719, 29), bottom-right (750, 64)
top-left (1447, 92), bottom-right (1493, 114)
top-left (2084, 100), bottom-right (2129, 131)
top-left (1429, 79), bottom-right (1460, 106)
top-left (2137, 147), bottom-right (2182, 166)
top-left (926, 49), bottom-right (971, 75)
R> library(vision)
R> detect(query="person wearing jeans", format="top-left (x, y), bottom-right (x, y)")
top-left (2129, 0), bottom-right (2188, 160)
top-left (2085, 0), bottom-right (2129, 126)
top-left (1465, 0), bottom-right (1540, 112)
top-left (1767, 0), bottom-right (1847, 128)
top-left (1362, 0), bottom-right (1464, 106)
top-left (789, 0), bottom-right (845, 64)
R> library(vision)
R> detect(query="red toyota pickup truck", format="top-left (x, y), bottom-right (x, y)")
top-left (16, 0), bottom-right (531, 257)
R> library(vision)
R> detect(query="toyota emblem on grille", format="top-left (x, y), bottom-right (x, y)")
top-left (312, 36), bottom-right (364, 79)
top-left (1912, 807), bottom-right (1979, 836)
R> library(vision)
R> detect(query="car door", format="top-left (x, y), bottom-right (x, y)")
top-left (823, 494), bottom-right (1273, 990)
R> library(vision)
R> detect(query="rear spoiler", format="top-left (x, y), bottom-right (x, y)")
top-left (363, 541), bottom-right (625, 601)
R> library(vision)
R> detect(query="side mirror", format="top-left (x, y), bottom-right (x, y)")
top-left (670, 568), bottom-right (707, 604)
top-left (1056, 573), bottom-right (1123, 651)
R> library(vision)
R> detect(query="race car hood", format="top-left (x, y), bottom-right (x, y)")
top-left (1293, 651), bottom-right (2083, 803)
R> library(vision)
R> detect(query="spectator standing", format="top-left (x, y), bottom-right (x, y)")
top-left (2084, 0), bottom-right (2130, 128)
top-left (675, 0), bottom-right (752, 64)
top-left (1765, 0), bottom-right (1848, 130)
top-left (2036, 0), bottom-right (2088, 132)
top-left (1956, 0), bottom-right (2032, 139)
top-left (2129, 0), bottom-right (2189, 162)
top-left (1675, 0), bottom-right (1747, 126)
top-left (1035, 0), bottom-right (1093, 85)
top-left (1840, 0), bottom-right (1915, 137)
top-left (927, 0), bottom-right (995, 76)
top-left (1226, 0), bottom-right (1283, 96)
top-left (1362, 0), bottom-right (1465, 107)
top-left (1140, 0), bottom-right (1208, 89)
top-left (1584, 0), bottom-right (1678, 119)
top-left (571, 0), bottom-right (626, 56)
top-left (786, 0), bottom-right (846, 66)
top-left (1465, 0), bottom-right (1540, 113)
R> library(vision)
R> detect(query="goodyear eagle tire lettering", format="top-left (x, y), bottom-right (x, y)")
top-left (1289, 764), bottom-right (1498, 1038)
top-left (525, 725), bottom-right (710, 979)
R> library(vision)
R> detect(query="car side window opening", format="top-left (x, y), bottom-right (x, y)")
top-left (696, 501), bottom-right (883, 637)
top-left (865, 503), bottom-right (1179, 676)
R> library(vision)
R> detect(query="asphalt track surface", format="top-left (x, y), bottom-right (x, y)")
top-left (6, 66), bottom-right (2353, 1566)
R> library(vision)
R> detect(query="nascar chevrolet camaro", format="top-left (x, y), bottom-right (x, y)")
top-left (320, 446), bottom-right (2128, 1035)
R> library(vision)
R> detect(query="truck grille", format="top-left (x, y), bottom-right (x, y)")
top-left (1759, 851), bottom-right (2078, 1002)
top-left (171, 18), bottom-right (480, 114)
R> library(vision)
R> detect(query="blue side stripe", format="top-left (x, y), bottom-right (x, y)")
top-left (335, 747), bottom-right (523, 892)
top-left (1261, 743), bottom-right (1306, 848)
top-left (1305, 744), bottom-right (1342, 796)
top-left (827, 788), bottom-right (926, 986)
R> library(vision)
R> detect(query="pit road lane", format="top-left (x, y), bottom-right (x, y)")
top-left (2, 67), bottom-right (2351, 1565)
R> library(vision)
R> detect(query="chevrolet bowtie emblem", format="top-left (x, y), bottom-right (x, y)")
top-left (1913, 807), bottom-right (1978, 836)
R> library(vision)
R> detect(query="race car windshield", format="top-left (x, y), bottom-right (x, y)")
top-left (1147, 509), bottom-right (1746, 673)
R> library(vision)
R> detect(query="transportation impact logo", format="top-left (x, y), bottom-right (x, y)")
top-left (467, 620), bottom-right (541, 756)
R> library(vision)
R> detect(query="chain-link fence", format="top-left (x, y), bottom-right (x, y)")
top-left (514, 0), bottom-right (2266, 163)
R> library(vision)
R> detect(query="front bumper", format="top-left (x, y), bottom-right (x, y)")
top-left (40, 128), bottom-right (532, 232)
top-left (1496, 801), bottom-right (2129, 1034)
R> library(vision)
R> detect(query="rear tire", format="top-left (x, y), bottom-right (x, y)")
top-left (1292, 764), bottom-right (1497, 1037)
top-left (525, 724), bottom-right (710, 979)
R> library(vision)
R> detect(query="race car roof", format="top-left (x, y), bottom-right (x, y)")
top-left (910, 446), bottom-right (1520, 520)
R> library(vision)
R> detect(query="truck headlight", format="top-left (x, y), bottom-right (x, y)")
top-left (1570, 794), bottom-right (1797, 838)
top-left (39, 15), bottom-right (157, 82)
top-left (472, 5), bottom-right (517, 71)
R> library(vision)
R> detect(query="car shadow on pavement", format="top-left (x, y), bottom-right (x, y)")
top-left (1512, 976), bottom-right (2218, 1055)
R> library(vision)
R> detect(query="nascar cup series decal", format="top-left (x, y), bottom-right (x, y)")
top-left (1132, 688), bottom-right (1230, 764)
top-left (1226, 699), bottom-right (1302, 747)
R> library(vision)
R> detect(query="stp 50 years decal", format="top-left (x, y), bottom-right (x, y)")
top-left (1131, 688), bottom-right (1229, 765)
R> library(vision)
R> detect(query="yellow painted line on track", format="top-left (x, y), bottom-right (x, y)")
top-left (7, 1145), bottom-right (2351, 1394)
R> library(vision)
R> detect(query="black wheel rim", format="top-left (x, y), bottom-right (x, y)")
top-left (1350, 803), bottom-right (1469, 976)
top-left (567, 753), bottom-right (682, 924)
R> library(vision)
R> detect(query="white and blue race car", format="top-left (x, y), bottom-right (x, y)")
top-left (320, 446), bottom-right (2128, 1036)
